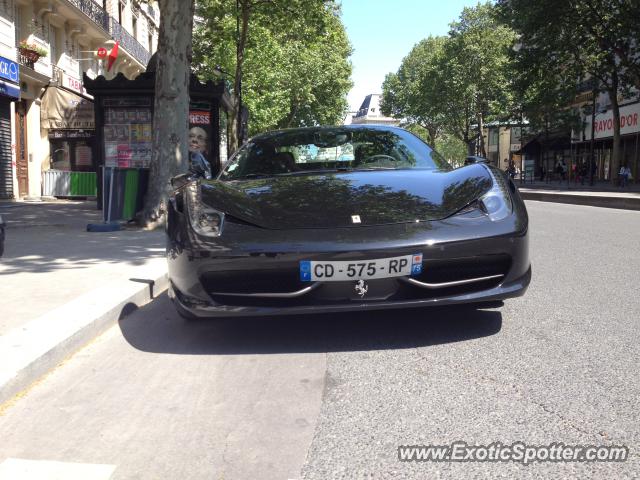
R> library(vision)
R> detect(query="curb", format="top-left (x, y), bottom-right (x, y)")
top-left (520, 190), bottom-right (640, 211)
top-left (0, 267), bottom-right (168, 406)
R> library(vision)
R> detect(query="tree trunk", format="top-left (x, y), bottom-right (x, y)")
top-left (140, 0), bottom-right (195, 228)
top-left (228, 0), bottom-right (250, 154)
top-left (426, 125), bottom-right (438, 146)
top-left (477, 112), bottom-right (487, 158)
top-left (609, 72), bottom-right (621, 185)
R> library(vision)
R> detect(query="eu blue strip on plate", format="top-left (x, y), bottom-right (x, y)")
top-left (300, 260), bottom-right (311, 281)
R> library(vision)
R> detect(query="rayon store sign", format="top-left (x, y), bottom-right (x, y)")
top-left (584, 102), bottom-right (640, 140)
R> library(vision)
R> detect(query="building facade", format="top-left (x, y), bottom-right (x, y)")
top-left (481, 122), bottom-right (525, 172)
top-left (0, 0), bottom-right (158, 200)
top-left (572, 89), bottom-right (640, 184)
top-left (350, 94), bottom-right (399, 126)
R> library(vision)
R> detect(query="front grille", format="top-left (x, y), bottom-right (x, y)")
top-left (398, 254), bottom-right (512, 299)
top-left (415, 254), bottom-right (511, 284)
top-left (199, 254), bottom-right (512, 307)
top-left (200, 268), bottom-right (304, 295)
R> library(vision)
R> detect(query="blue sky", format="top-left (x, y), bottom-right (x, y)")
top-left (340, 0), bottom-right (481, 111)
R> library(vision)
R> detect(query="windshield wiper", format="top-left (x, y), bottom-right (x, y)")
top-left (237, 173), bottom-right (273, 179)
top-left (352, 166), bottom-right (401, 171)
top-left (275, 168), bottom-right (353, 177)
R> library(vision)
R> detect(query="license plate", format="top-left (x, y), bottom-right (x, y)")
top-left (299, 254), bottom-right (423, 282)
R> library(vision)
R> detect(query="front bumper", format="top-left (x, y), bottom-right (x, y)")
top-left (170, 265), bottom-right (530, 318)
top-left (167, 202), bottom-right (530, 318)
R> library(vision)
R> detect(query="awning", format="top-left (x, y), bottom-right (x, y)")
top-left (513, 134), bottom-right (571, 154)
top-left (0, 79), bottom-right (20, 99)
top-left (41, 86), bottom-right (94, 129)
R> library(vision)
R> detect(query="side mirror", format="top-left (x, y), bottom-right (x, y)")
top-left (170, 172), bottom-right (192, 189)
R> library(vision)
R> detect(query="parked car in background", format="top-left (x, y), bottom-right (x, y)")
top-left (166, 125), bottom-right (531, 319)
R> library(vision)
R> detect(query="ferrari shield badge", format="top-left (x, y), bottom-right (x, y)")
top-left (355, 279), bottom-right (368, 298)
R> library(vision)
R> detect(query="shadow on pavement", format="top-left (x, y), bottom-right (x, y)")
top-left (119, 293), bottom-right (502, 355)
top-left (0, 201), bottom-right (164, 275)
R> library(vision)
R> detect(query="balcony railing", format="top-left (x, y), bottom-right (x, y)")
top-left (108, 16), bottom-right (151, 67)
top-left (17, 51), bottom-right (36, 70)
top-left (65, 0), bottom-right (110, 31)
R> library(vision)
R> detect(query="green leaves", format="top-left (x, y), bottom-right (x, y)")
top-left (381, 2), bottom-right (516, 152)
top-left (193, 0), bottom-right (352, 140)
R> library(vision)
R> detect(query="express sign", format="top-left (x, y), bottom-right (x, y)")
top-left (584, 102), bottom-right (640, 140)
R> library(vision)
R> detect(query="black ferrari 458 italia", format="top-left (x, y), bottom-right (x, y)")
top-left (166, 125), bottom-right (530, 319)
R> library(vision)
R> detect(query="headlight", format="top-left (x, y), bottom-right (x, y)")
top-left (185, 183), bottom-right (225, 237)
top-left (453, 169), bottom-right (512, 221)
top-left (479, 169), bottom-right (512, 221)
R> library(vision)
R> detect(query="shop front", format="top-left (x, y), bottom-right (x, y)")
top-left (574, 101), bottom-right (640, 183)
top-left (0, 55), bottom-right (20, 199)
top-left (40, 85), bottom-right (97, 197)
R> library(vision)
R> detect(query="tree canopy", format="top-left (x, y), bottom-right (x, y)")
top-left (192, 0), bottom-right (352, 151)
top-left (381, 2), bottom-right (516, 156)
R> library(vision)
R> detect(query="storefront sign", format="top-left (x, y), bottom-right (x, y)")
top-left (583, 102), bottom-right (640, 140)
top-left (61, 72), bottom-right (92, 98)
top-left (0, 56), bottom-right (19, 83)
top-left (41, 86), bottom-right (95, 129)
top-left (48, 130), bottom-right (94, 139)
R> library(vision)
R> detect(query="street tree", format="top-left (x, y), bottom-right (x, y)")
top-left (439, 2), bottom-right (516, 157)
top-left (193, 0), bottom-right (352, 152)
top-left (141, 0), bottom-right (195, 228)
top-left (384, 3), bottom-right (515, 156)
top-left (497, 0), bottom-right (640, 184)
top-left (380, 36), bottom-right (447, 145)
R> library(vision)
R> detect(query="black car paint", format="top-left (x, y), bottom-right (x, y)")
top-left (166, 126), bottom-right (530, 318)
top-left (199, 164), bottom-right (493, 229)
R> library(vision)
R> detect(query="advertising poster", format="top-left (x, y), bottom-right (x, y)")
top-left (103, 107), bottom-right (153, 168)
top-left (189, 107), bottom-right (214, 172)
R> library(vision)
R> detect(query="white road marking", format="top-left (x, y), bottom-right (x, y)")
top-left (0, 458), bottom-right (116, 480)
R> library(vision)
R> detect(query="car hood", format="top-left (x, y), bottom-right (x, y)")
top-left (199, 164), bottom-right (493, 229)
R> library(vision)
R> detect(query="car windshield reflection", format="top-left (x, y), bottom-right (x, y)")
top-left (220, 127), bottom-right (450, 181)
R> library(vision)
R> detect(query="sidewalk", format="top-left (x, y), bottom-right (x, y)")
top-left (516, 179), bottom-right (640, 210)
top-left (0, 200), bottom-right (168, 404)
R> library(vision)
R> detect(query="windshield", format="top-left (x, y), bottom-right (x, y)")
top-left (219, 127), bottom-right (451, 180)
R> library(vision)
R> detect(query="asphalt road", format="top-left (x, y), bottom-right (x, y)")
top-left (1, 201), bottom-right (639, 480)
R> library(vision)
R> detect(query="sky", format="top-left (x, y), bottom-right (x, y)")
top-left (340, 0), bottom-right (481, 112)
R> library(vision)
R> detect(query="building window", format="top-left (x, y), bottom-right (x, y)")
top-left (510, 127), bottom-right (522, 145)
top-left (118, 0), bottom-right (126, 25)
top-left (132, 15), bottom-right (138, 39)
top-left (488, 128), bottom-right (499, 146)
top-left (148, 31), bottom-right (153, 51)
top-left (0, 0), bottom-right (13, 18)
top-left (49, 25), bottom-right (58, 65)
